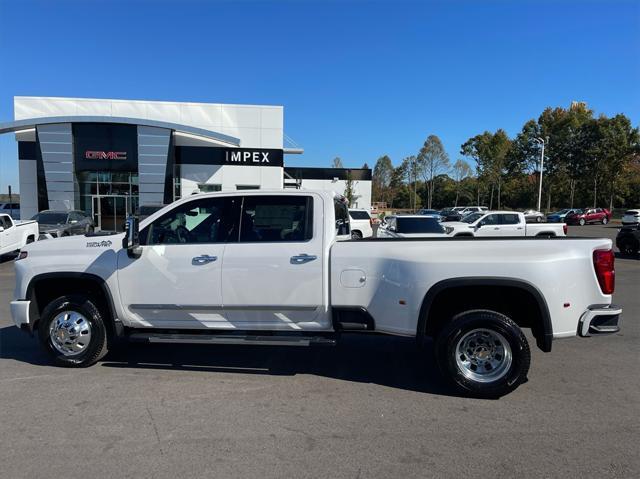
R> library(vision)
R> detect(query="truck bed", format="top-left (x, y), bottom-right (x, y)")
top-left (330, 236), bottom-right (611, 338)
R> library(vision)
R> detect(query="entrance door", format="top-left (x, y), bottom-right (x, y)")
top-left (221, 193), bottom-right (328, 330)
top-left (117, 195), bottom-right (239, 328)
top-left (92, 195), bottom-right (129, 232)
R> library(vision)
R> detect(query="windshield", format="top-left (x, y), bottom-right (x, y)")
top-left (32, 212), bottom-right (68, 224)
top-left (552, 209), bottom-right (569, 215)
top-left (461, 212), bottom-right (484, 224)
top-left (396, 217), bottom-right (444, 234)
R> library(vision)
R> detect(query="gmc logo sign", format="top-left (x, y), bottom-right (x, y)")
top-left (85, 150), bottom-right (127, 160)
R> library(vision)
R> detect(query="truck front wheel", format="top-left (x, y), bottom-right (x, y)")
top-left (38, 295), bottom-right (108, 367)
top-left (435, 310), bottom-right (531, 398)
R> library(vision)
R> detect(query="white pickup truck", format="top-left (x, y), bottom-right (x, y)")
top-left (10, 190), bottom-right (621, 398)
top-left (0, 214), bottom-right (38, 257)
top-left (444, 211), bottom-right (567, 237)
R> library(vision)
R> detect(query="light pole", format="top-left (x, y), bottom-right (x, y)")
top-left (533, 137), bottom-right (546, 212)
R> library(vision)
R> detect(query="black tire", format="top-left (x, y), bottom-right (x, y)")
top-left (536, 216), bottom-right (542, 223)
top-left (579, 218), bottom-right (586, 226)
top-left (435, 310), bottom-right (531, 398)
top-left (38, 295), bottom-right (108, 367)
top-left (602, 217), bottom-right (608, 225)
top-left (351, 230), bottom-right (363, 240)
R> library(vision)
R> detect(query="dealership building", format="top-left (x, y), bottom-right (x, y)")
top-left (0, 96), bottom-right (371, 231)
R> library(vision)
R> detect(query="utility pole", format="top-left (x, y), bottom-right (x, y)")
top-left (533, 137), bottom-right (546, 212)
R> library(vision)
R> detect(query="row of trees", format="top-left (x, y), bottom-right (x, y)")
top-left (371, 104), bottom-right (640, 211)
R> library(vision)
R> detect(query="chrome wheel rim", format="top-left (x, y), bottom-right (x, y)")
top-left (455, 328), bottom-right (512, 383)
top-left (49, 311), bottom-right (92, 356)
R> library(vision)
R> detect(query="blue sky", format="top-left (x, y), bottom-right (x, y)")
top-left (0, 0), bottom-right (638, 192)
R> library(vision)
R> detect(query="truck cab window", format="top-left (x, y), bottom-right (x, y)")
top-left (500, 214), bottom-right (520, 225)
top-left (239, 195), bottom-right (313, 242)
top-left (142, 197), bottom-right (238, 245)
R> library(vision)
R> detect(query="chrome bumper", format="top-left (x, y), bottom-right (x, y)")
top-left (578, 304), bottom-right (622, 337)
top-left (10, 300), bottom-right (31, 330)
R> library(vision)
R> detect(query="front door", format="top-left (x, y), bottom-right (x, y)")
top-left (221, 193), bottom-right (328, 330)
top-left (117, 195), bottom-right (239, 328)
top-left (475, 214), bottom-right (502, 236)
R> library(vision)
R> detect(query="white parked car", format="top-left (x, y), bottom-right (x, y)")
top-left (0, 202), bottom-right (20, 220)
top-left (0, 213), bottom-right (38, 256)
top-left (378, 215), bottom-right (448, 238)
top-left (444, 211), bottom-right (566, 237)
top-left (348, 209), bottom-right (373, 239)
top-left (11, 190), bottom-right (621, 398)
top-left (621, 209), bottom-right (640, 225)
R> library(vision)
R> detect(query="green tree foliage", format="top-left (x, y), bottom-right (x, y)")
top-left (372, 155), bottom-right (394, 204)
top-left (343, 169), bottom-right (359, 207)
top-left (369, 104), bottom-right (638, 211)
top-left (452, 159), bottom-right (473, 206)
top-left (417, 135), bottom-right (450, 208)
top-left (461, 129), bottom-right (511, 209)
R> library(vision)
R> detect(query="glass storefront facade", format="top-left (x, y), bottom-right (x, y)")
top-left (76, 171), bottom-right (139, 232)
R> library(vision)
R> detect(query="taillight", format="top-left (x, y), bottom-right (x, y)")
top-left (563, 224), bottom-right (568, 235)
top-left (593, 249), bottom-right (615, 294)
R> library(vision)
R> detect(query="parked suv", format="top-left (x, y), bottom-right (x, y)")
top-left (616, 224), bottom-right (639, 256)
top-left (348, 209), bottom-right (373, 239)
top-left (32, 210), bottom-right (94, 237)
top-left (621, 209), bottom-right (640, 225)
top-left (565, 208), bottom-right (612, 226)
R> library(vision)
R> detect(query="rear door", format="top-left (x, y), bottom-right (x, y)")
top-left (221, 193), bottom-right (328, 329)
top-left (499, 213), bottom-right (524, 236)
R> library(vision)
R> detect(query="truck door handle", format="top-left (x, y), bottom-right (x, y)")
top-left (493, 227), bottom-right (500, 230)
top-left (192, 255), bottom-right (217, 265)
top-left (290, 254), bottom-right (317, 265)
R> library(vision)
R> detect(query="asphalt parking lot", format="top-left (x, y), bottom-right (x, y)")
top-left (0, 224), bottom-right (637, 478)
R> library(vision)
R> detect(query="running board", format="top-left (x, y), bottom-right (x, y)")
top-left (128, 332), bottom-right (336, 347)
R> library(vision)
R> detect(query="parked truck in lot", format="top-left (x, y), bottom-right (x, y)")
top-left (10, 190), bottom-right (622, 397)
top-left (0, 214), bottom-right (38, 257)
top-left (444, 211), bottom-right (567, 237)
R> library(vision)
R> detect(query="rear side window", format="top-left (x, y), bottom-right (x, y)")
top-left (0, 216), bottom-right (13, 228)
top-left (240, 195), bottom-right (313, 242)
top-left (500, 214), bottom-right (520, 225)
top-left (349, 210), bottom-right (371, 220)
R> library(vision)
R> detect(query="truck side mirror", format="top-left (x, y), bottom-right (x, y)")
top-left (123, 216), bottom-right (142, 258)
